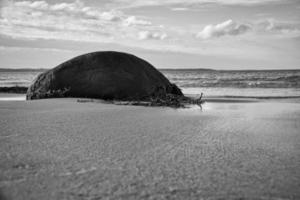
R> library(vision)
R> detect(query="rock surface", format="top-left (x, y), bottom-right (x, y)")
top-left (26, 51), bottom-right (182, 100)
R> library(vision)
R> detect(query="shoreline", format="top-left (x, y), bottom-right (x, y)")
top-left (1, 92), bottom-right (300, 104)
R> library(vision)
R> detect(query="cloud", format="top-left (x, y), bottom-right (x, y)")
top-left (108, 0), bottom-right (285, 9)
top-left (196, 20), bottom-right (251, 39)
top-left (255, 19), bottom-right (299, 34)
top-left (1, 0), bottom-right (299, 57)
top-left (138, 31), bottom-right (167, 40)
top-left (15, 1), bottom-right (49, 9)
top-left (14, 0), bottom-right (85, 13)
top-left (196, 19), bottom-right (300, 39)
top-left (170, 7), bottom-right (189, 11)
top-left (100, 11), bottom-right (122, 21)
top-left (0, 45), bottom-right (72, 53)
top-left (6, 0), bottom-right (122, 22)
top-left (123, 16), bottom-right (151, 26)
top-left (0, 0), bottom-right (163, 43)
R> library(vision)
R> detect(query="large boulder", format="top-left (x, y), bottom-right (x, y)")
top-left (26, 51), bottom-right (183, 100)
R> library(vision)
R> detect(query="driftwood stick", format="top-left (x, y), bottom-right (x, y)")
top-left (199, 92), bottom-right (203, 100)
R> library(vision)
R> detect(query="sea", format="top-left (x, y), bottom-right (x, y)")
top-left (1, 68), bottom-right (300, 99)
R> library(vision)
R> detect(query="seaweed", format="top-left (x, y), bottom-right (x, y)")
top-left (77, 85), bottom-right (204, 108)
top-left (112, 93), bottom-right (205, 108)
top-left (28, 87), bottom-right (70, 99)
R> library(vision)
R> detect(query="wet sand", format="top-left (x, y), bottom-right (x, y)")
top-left (0, 97), bottom-right (300, 199)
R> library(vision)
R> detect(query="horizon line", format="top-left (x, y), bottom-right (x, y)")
top-left (1, 67), bottom-right (300, 72)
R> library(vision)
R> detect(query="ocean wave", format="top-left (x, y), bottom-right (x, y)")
top-left (205, 95), bottom-right (300, 99)
top-left (273, 75), bottom-right (300, 81)
top-left (168, 75), bottom-right (300, 88)
top-left (163, 70), bottom-right (300, 89)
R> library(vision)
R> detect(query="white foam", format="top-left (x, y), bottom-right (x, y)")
top-left (0, 96), bottom-right (26, 101)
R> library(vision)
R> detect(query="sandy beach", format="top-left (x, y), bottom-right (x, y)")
top-left (0, 95), bottom-right (300, 200)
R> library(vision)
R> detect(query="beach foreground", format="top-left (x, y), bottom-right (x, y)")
top-left (0, 98), bottom-right (300, 200)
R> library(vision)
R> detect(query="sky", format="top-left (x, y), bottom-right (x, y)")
top-left (0, 0), bottom-right (300, 69)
